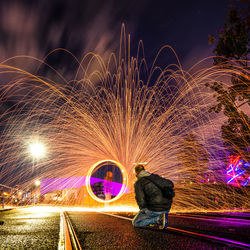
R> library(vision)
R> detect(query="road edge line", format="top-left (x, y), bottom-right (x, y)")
top-left (58, 210), bottom-right (65, 250)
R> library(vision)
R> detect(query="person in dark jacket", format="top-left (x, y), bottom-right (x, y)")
top-left (132, 164), bottom-right (173, 229)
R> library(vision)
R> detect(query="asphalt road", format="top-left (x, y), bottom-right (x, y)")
top-left (0, 207), bottom-right (60, 249)
top-left (1, 207), bottom-right (249, 249)
top-left (168, 213), bottom-right (250, 244)
top-left (68, 211), bottom-right (239, 249)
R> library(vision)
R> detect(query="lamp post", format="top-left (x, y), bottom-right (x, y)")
top-left (34, 180), bottom-right (41, 205)
top-left (29, 141), bottom-right (45, 205)
top-left (29, 142), bottom-right (46, 173)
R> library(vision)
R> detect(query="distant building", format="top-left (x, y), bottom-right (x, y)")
top-left (40, 176), bottom-right (128, 205)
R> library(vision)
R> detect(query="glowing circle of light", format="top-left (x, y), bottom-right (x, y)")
top-left (86, 160), bottom-right (128, 203)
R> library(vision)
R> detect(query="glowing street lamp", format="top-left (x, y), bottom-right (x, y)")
top-left (29, 142), bottom-right (46, 159)
top-left (35, 180), bottom-right (41, 186)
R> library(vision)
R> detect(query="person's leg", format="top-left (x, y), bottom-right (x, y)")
top-left (132, 209), bottom-right (150, 227)
top-left (159, 209), bottom-right (170, 229)
top-left (133, 209), bottom-right (164, 227)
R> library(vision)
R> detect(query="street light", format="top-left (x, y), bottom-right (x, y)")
top-left (29, 142), bottom-right (46, 172)
top-left (35, 180), bottom-right (41, 186)
top-left (29, 142), bottom-right (45, 158)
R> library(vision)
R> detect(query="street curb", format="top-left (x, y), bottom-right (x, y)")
top-left (0, 208), bottom-right (13, 212)
top-left (0, 206), bottom-right (31, 212)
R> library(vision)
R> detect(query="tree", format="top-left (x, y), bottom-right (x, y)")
top-left (207, 1), bottom-right (250, 162)
top-left (177, 134), bottom-right (209, 183)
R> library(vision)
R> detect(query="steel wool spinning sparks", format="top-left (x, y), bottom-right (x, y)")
top-left (0, 26), bottom-right (249, 211)
top-left (86, 159), bottom-right (128, 203)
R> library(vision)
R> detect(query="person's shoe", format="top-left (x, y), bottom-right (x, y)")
top-left (144, 223), bottom-right (159, 229)
top-left (158, 213), bottom-right (167, 229)
top-left (164, 214), bottom-right (168, 229)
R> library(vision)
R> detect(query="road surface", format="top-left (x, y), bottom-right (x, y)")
top-left (1, 207), bottom-right (249, 249)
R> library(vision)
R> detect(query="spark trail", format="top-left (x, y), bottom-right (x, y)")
top-left (0, 26), bottom-right (249, 211)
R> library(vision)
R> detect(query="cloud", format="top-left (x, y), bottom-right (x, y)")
top-left (182, 44), bottom-right (214, 71)
top-left (0, 2), bottom-right (42, 63)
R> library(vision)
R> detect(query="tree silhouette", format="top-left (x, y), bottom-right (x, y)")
top-left (207, 1), bottom-right (249, 162)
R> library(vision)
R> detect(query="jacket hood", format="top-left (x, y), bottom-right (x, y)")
top-left (137, 170), bottom-right (151, 179)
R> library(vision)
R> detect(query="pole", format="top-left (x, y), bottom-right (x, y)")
top-left (32, 156), bottom-right (35, 173)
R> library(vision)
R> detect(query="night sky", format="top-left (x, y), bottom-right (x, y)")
top-left (0, 0), bottom-right (231, 115)
top-left (0, 0), bottom-right (234, 186)
top-left (0, 0), bottom-right (230, 69)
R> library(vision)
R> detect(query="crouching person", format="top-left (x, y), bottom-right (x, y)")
top-left (132, 164), bottom-right (174, 229)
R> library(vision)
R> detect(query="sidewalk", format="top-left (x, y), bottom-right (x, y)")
top-left (0, 206), bottom-right (14, 212)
